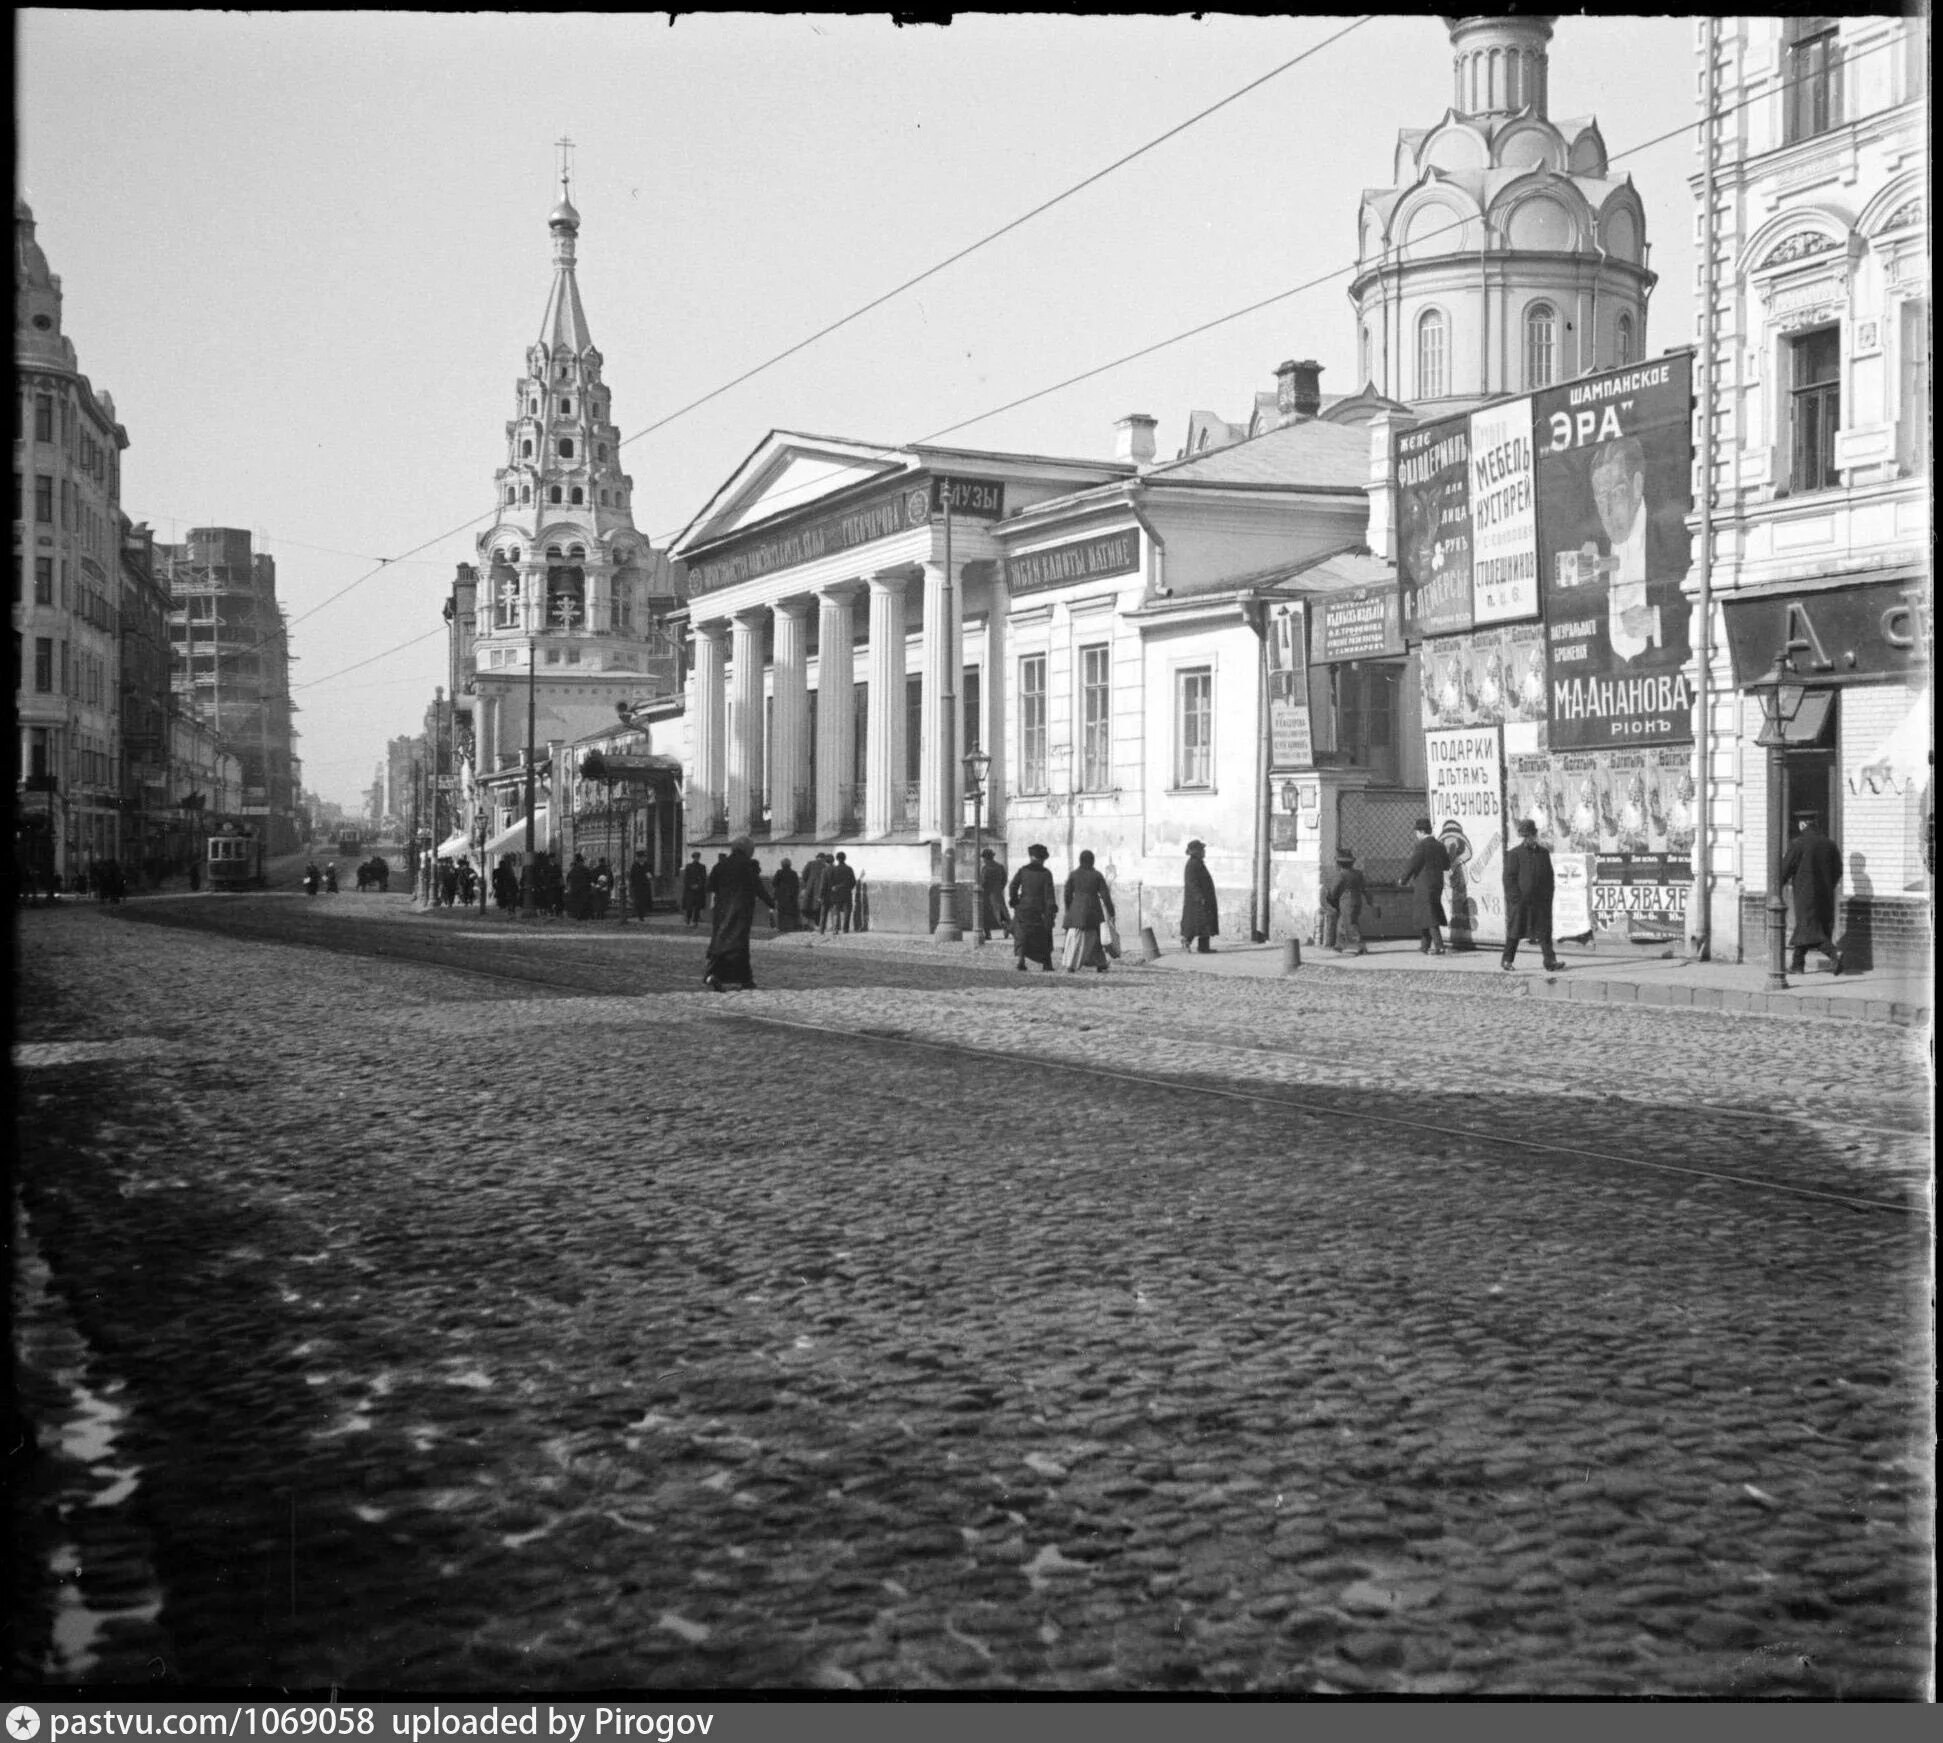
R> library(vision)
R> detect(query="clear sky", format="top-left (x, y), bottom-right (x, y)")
top-left (18, 11), bottom-right (1699, 808)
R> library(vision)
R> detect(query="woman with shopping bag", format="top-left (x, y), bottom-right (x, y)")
top-left (1061, 849), bottom-right (1117, 975)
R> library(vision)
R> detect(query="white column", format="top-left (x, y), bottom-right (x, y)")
top-left (690, 621), bottom-right (728, 839)
top-left (919, 560), bottom-right (962, 840)
top-left (727, 609), bottom-right (765, 837)
top-left (523, 564), bottom-right (545, 634)
top-left (815, 586), bottom-right (857, 837)
top-left (771, 598), bottom-right (811, 836)
top-left (864, 573), bottom-right (907, 837)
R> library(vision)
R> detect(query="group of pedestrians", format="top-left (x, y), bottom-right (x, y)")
top-left (699, 841), bottom-right (876, 989)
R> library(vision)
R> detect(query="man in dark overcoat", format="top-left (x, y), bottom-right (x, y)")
top-left (1779, 812), bottom-right (1844, 974)
top-left (1398, 816), bottom-right (1450, 954)
top-left (1180, 838), bottom-right (1219, 954)
top-left (801, 852), bottom-right (828, 930)
top-left (680, 852), bottom-right (709, 926)
top-left (824, 852), bottom-right (857, 934)
top-left (1008, 843), bottom-right (1057, 971)
top-left (1500, 818), bottom-right (1562, 972)
top-left (627, 854), bottom-right (653, 921)
top-left (977, 848), bottom-right (1010, 938)
top-left (704, 836), bottom-right (773, 990)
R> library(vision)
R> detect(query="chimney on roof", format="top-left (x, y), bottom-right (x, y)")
top-left (1276, 359), bottom-right (1323, 423)
top-left (1115, 413), bottom-right (1158, 468)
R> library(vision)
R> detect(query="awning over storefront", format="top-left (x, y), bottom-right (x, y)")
top-left (481, 809), bottom-right (547, 859)
top-left (436, 830), bottom-right (472, 859)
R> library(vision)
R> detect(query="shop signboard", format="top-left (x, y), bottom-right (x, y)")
top-left (1536, 353), bottom-right (1695, 749)
top-left (689, 477), bottom-right (932, 596)
top-left (1720, 575), bottom-right (1931, 686)
top-left (930, 476), bottom-right (1006, 519)
top-left (1314, 583), bottom-right (1403, 663)
top-left (1418, 623), bottom-right (1549, 739)
top-left (1006, 527), bottom-right (1142, 597)
top-left (1425, 725), bottom-right (1505, 947)
top-left (1396, 413), bottom-right (1474, 639)
top-left (1268, 601), bottom-right (1312, 770)
top-left (1468, 396), bottom-right (1539, 625)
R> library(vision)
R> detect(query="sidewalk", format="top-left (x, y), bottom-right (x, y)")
top-left (1143, 931), bottom-right (1932, 1029)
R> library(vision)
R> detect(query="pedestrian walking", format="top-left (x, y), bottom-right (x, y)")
top-left (1323, 848), bottom-right (1370, 955)
top-left (772, 857), bottom-right (802, 931)
top-left (543, 854), bottom-right (566, 918)
top-left (1500, 819), bottom-right (1561, 972)
top-left (566, 852), bottom-right (593, 920)
top-left (977, 847), bottom-right (1010, 938)
top-left (1779, 811), bottom-right (1844, 975)
top-left (1062, 848), bottom-right (1117, 974)
top-left (1180, 839), bottom-right (1219, 954)
top-left (1008, 843), bottom-right (1057, 971)
top-left (824, 851), bottom-right (857, 933)
top-left (627, 854), bottom-right (653, 920)
top-left (1399, 816), bottom-right (1450, 954)
top-left (325, 862), bottom-right (340, 895)
top-left (680, 851), bottom-right (709, 926)
top-left (801, 852), bottom-right (828, 930)
top-left (703, 836), bottom-right (773, 991)
top-left (493, 857), bottom-right (518, 912)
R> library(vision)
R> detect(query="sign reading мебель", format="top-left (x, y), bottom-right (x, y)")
top-left (1468, 396), bottom-right (1539, 626)
top-left (1537, 353), bottom-right (1696, 749)
top-left (1005, 527), bottom-right (1142, 597)
top-left (1426, 725), bottom-right (1506, 947)
top-left (1396, 412), bottom-right (1474, 638)
top-left (1314, 584), bottom-right (1403, 663)
top-left (687, 474), bottom-right (1005, 596)
top-left (1268, 600), bottom-right (1312, 770)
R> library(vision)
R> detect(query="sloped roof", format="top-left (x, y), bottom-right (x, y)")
top-left (1144, 416), bottom-right (1369, 491)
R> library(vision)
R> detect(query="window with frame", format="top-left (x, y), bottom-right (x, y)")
top-left (962, 666), bottom-right (981, 757)
top-left (35, 474), bottom-right (53, 523)
top-left (1616, 312), bottom-right (1635, 366)
top-left (35, 396), bottom-right (52, 442)
top-left (35, 636), bottom-right (52, 692)
top-left (1524, 303), bottom-right (1557, 390)
top-left (1416, 309), bottom-right (1447, 400)
top-left (1018, 653), bottom-right (1047, 793)
top-left (1785, 18), bottom-right (1840, 143)
top-left (1899, 299), bottom-right (1929, 476)
top-left (35, 557), bottom-right (53, 605)
top-left (1788, 326), bottom-right (1841, 494)
top-left (1333, 662), bottom-right (1402, 784)
top-left (1175, 666), bottom-right (1213, 789)
top-left (1080, 642), bottom-right (1112, 790)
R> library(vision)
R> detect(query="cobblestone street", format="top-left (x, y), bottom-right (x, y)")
top-left (10, 899), bottom-right (1933, 1696)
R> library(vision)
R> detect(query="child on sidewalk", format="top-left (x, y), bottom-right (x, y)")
top-left (1323, 848), bottom-right (1371, 955)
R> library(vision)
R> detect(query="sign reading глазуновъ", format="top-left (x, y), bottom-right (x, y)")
top-left (1536, 354), bottom-right (1695, 750)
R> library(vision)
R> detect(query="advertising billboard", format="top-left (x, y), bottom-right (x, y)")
top-left (1468, 396), bottom-right (1539, 625)
top-left (1536, 353), bottom-right (1695, 749)
top-left (1426, 725), bottom-right (1506, 947)
top-left (1314, 583), bottom-right (1404, 663)
top-left (1396, 413), bottom-right (1473, 639)
top-left (1267, 601), bottom-right (1312, 771)
top-left (1418, 623), bottom-right (1548, 737)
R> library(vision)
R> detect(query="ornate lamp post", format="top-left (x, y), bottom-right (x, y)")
top-left (963, 747), bottom-right (991, 945)
top-left (1748, 653), bottom-right (1808, 993)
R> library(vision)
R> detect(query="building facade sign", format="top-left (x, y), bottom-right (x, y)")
top-left (1005, 527), bottom-right (1141, 597)
top-left (1536, 354), bottom-right (1696, 748)
top-left (1314, 583), bottom-right (1403, 663)
top-left (1395, 413), bottom-right (1474, 638)
top-left (1468, 396), bottom-right (1539, 625)
top-left (1720, 576), bottom-right (1931, 686)
top-left (930, 476), bottom-right (1006, 519)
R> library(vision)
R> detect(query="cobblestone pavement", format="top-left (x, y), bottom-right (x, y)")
top-left (11, 903), bottom-right (1933, 1696)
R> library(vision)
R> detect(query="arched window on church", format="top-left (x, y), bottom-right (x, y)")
top-left (504, 486), bottom-right (515, 505)
top-left (546, 560), bottom-right (585, 631)
top-left (491, 553), bottom-right (520, 629)
top-left (1616, 312), bottom-right (1635, 366)
top-left (520, 485), bottom-right (531, 505)
top-left (570, 487), bottom-right (584, 505)
top-left (549, 486), bottom-right (562, 505)
top-left (611, 549), bottom-right (639, 632)
top-left (597, 444), bottom-right (607, 461)
top-left (559, 438), bottom-right (574, 459)
top-left (521, 439), bottom-right (532, 458)
top-left (1361, 324), bottom-right (1372, 385)
top-left (1416, 309), bottom-right (1447, 400)
top-left (1524, 303), bottom-right (1557, 390)
top-left (562, 399), bottom-right (572, 416)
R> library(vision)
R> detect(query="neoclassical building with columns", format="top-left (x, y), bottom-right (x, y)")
top-left (669, 434), bottom-right (1132, 930)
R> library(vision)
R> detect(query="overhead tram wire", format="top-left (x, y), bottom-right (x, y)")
top-left (613, 18), bottom-right (1374, 461)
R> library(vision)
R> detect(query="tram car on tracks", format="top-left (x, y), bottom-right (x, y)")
top-left (206, 823), bottom-right (268, 891)
top-left (336, 828), bottom-right (364, 858)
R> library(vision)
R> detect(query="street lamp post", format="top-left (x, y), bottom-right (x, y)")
top-left (521, 634), bottom-right (538, 918)
top-left (1749, 653), bottom-right (1809, 993)
top-left (964, 748), bottom-right (991, 945)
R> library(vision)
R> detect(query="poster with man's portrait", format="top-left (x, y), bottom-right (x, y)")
top-left (1535, 353), bottom-right (1695, 751)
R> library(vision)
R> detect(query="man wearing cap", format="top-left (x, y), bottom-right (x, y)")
top-left (1323, 847), bottom-right (1370, 955)
top-left (703, 835), bottom-right (773, 991)
top-left (1007, 843), bottom-right (1058, 971)
top-left (1779, 812), bottom-right (1843, 976)
top-left (1501, 818), bottom-right (1561, 973)
top-left (1398, 816), bottom-right (1450, 955)
top-left (1180, 839), bottom-right (1219, 955)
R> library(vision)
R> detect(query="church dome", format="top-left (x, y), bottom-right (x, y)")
top-left (549, 195), bottom-right (580, 231)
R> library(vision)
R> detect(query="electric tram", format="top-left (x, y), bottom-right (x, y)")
top-left (206, 823), bottom-right (268, 891)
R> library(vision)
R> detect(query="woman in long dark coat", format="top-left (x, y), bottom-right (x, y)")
top-left (1398, 817), bottom-right (1449, 954)
top-left (1779, 814), bottom-right (1843, 973)
top-left (1180, 839), bottom-right (1219, 953)
top-left (1062, 849), bottom-right (1117, 974)
top-left (566, 853), bottom-right (594, 920)
top-left (772, 858), bottom-right (802, 931)
top-left (704, 838), bottom-right (774, 990)
top-left (1007, 844), bottom-right (1057, 971)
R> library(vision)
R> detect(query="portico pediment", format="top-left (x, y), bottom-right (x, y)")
top-left (673, 431), bottom-right (906, 555)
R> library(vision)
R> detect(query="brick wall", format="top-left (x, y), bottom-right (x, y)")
top-left (1739, 890), bottom-right (1933, 973)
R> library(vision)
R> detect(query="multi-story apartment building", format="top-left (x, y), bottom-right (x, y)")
top-left (117, 515), bottom-right (178, 879)
top-left (1690, 14), bottom-right (1930, 969)
top-left (158, 526), bottom-right (303, 854)
top-left (15, 195), bottom-right (130, 890)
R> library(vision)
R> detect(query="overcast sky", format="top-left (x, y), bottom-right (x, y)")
top-left (18, 11), bottom-right (1698, 808)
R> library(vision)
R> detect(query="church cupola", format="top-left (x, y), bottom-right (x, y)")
top-left (1445, 14), bottom-right (1554, 119)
